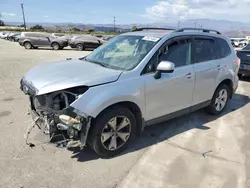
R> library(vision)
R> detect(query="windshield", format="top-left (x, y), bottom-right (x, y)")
top-left (85, 35), bottom-right (159, 70)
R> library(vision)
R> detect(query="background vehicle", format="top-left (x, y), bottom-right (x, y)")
top-left (231, 38), bottom-right (248, 47)
top-left (19, 32), bottom-right (68, 50)
top-left (237, 44), bottom-right (250, 78)
top-left (8, 33), bottom-right (20, 41)
top-left (69, 35), bottom-right (104, 50)
top-left (0, 32), bottom-right (9, 39)
top-left (21, 28), bottom-right (239, 157)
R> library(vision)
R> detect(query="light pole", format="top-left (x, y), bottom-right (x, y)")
top-left (21, 3), bottom-right (27, 30)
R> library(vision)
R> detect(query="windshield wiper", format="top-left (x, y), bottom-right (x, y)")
top-left (85, 58), bottom-right (107, 68)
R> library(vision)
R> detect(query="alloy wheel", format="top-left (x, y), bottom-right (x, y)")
top-left (101, 116), bottom-right (131, 151)
top-left (215, 89), bottom-right (228, 111)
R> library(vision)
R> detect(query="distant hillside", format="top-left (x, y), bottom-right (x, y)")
top-left (5, 19), bottom-right (250, 36)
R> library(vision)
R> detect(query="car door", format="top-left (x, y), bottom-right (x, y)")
top-left (143, 36), bottom-right (195, 123)
top-left (192, 37), bottom-right (221, 105)
top-left (38, 33), bottom-right (50, 46)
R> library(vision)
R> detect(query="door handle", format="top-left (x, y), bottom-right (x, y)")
top-left (217, 65), bottom-right (221, 70)
top-left (186, 72), bottom-right (193, 79)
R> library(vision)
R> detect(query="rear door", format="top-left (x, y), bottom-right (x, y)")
top-left (192, 36), bottom-right (221, 105)
top-left (38, 33), bottom-right (50, 46)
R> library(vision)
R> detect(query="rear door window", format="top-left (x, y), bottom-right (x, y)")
top-left (194, 38), bottom-right (219, 63)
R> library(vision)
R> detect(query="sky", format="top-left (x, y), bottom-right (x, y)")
top-left (1, 0), bottom-right (250, 24)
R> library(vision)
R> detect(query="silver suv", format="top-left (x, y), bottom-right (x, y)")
top-left (19, 32), bottom-right (68, 50)
top-left (20, 28), bottom-right (239, 157)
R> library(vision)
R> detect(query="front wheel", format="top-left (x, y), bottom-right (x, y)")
top-left (88, 107), bottom-right (136, 157)
top-left (206, 84), bottom-right (230, 115)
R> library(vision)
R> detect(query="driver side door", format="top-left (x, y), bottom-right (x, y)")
top-left (143, 36), bottom-right (195, 124)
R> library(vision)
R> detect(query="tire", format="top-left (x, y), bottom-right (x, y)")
top-left (238, 74), bottom-right (243, 79)
top-left (88, 107), bottom-right (137, 157)
top-left (51, 42), bottom-right (60, 50)
top-left (10, 38), bottom-right (14, 42)
top-left (206, 84), bottom-right (230, 115)
top-left (24, 42), bottom-right (32, 50)
top-left (76, 43), bottom-right (84, 51)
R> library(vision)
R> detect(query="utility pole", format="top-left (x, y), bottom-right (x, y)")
top-left (113, 16), bottom-right (116, 33)
top-left (21, 3), bottom-right (27, 30)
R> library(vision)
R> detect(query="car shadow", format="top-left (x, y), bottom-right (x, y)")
top-left (69, 93), bottom-right (250, 162)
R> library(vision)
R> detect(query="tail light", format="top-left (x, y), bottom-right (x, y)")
top-left (235, 57), bottom-right (241, 67)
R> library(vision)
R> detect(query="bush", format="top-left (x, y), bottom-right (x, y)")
top-left (30, 24), bottom-right (44, 30)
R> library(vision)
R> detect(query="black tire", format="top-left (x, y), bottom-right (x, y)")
top-left (238, 74), bottom-right (243, 79)
top-left (88, 107), bottom-right (137, 157)
top-left (206, 84), bottom-right (230, 115)
top-left (51, 42), bottom-right (60, 50)
top-left (24, 42), bottom-right (32, 50)
top-left (10, 38), bottom-right (14, 42)
top-left (76, 43), bottom-right (84, 51)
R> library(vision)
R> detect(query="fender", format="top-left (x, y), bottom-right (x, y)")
top-left (70, 78), bottom-right (146, 118)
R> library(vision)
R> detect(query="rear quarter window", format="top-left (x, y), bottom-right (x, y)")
top-left (217, 38), bottom-right (231, 58)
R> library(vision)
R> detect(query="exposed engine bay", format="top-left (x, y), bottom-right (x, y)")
top-left (21, 81), bottom-right (91, 148)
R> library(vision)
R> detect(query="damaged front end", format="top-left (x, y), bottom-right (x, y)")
top-left (20, 79), bottom-right (91, 148)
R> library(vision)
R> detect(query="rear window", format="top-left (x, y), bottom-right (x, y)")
top-left (217, 38), bottom-right (231, 58)
top-left (194, 38), bottom-right (219, 63)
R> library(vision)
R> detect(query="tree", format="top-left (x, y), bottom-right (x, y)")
top-left (70, 27), bottom-right (81, 32)
top-left (131, 26), bottom-right (137, 31)
top-left (30, 24), bottom-right (44, 30)
top-left (85, 29), bottom-right (94, 33)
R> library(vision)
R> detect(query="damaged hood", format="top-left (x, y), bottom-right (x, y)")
top-left (22, 59), bottom-right (123, 95)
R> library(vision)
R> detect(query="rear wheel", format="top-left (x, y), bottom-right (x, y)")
top-left (24, 42), bottom-right (32, 50)
top-left (76, 43), bottom-right (84, 51)
top-left (52, 42), bottom-right (60, 50)
top-left (88, 107), bottom-right (136, 157)
top-left (206, 84), bottom-right (230, 115)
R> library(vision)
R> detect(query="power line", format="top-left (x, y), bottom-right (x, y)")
top-left (21, 3), bottom-right (27, 30)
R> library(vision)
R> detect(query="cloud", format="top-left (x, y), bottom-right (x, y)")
top-left (43, 15), bottom-right (49, 18)
top-left (1, 12), bottom-right (16, 17)
top-left (143, 0), bottom-right (250, 22)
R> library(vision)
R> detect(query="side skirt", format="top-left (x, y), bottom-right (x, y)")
top-left (145, 100), bottom-right (211, 126)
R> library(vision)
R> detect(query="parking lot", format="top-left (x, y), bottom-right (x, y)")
top-left (0, 39), bottom-right (250, 188)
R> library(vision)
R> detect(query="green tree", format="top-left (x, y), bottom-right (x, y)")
top-left (70, 27), bottom-right (81, 32)
top-left (30, 24), bottom-right (44, 30)
top-left (131, 26), bottom-right (137, 31)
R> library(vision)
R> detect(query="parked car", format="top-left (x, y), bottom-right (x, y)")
top-left (237, 44), bottom-right (250, 78)
top-left (20, 28), bottom-right (239, 157)
top-left (19, 32), bottom-right (68, 50)
top-left (231, 38), bottom-right (248, 47)
top-left (0, 32), bottom-right (9, 39)
top-left (8, 33), bottom-right (21, 42)
top-left (69, 35), bottom-right (104, 50)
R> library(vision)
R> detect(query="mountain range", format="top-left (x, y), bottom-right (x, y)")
top-left (6, 19), bottom-right (250, 37)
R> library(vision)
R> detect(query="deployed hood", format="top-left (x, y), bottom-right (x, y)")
top-left (23, 59), bottom-right (123, 95)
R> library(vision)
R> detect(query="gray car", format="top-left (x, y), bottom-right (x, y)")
top-left (19, 32), bottom-right (68, 50)
top-left (20, 28), bottom-right (239, 157)
top-left (69, 35), bottom-right (104, 51)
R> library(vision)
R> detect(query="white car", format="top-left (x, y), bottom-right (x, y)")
top-left (0, 32), bottom-right (9, 39)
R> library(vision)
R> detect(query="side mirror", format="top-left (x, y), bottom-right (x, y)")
top-left (154, 61), bottom-right (175, 79)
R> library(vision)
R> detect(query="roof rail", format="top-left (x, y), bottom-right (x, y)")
top-left (132, 27), bottom-right (175, 32)
top-left (175, 28), bottom-right (221, 35)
